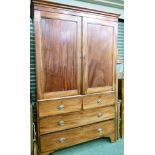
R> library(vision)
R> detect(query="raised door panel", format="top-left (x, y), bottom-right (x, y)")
top-left (34, 11), bottom-right (81, 99)
top-left (82, 17), bottom-right (117, 94)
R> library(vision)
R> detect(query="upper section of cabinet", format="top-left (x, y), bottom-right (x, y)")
top-left (32, 1), bottom-right (119, 100)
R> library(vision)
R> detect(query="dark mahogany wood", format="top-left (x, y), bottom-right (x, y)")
top-left (32, 1), bottom-right (119, 155)
top-left (87, 23), bottom-right (113, 88)
top-left (41, 18), bottom-right (77, 92)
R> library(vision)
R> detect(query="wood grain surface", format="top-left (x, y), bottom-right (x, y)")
top-left (82, 17), bottom-right (116, 94)
top-left (87, 23), bottom-right (113, 88)
top-left (35, 11), bottom-right (82, 99)
top-left (41, 18), bottom-right (77, 92)
top-left (39, 106), bottom-right (115, 135)
top-left (83, 92), bottom-right (115, 110)
top-left (40, 120), bottom-right (115, 153)
top-left (38, 97), bottom-right (82, 117)
top-left (33, 2), bottom-right (119, 154)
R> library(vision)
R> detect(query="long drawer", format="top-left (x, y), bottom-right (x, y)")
top-left (38, 97), bottom-right (82, 118)
top-left (83, 92), bottom-right (115, 110)
top-left (39, 106), bottom-right (115, 135)
top-left (40, 120), bottom-right (115, 153)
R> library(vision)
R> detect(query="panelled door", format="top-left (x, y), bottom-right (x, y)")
top-left (34, 11), bottom-right (81, 99)
top-left (82, 17), bottom-right (117, 94)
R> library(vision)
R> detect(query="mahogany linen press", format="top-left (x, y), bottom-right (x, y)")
top-left (32, 0), bottom-right (119, 154)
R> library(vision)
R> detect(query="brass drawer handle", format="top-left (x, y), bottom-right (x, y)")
top-left (57, 104), bottom-right (65, 110)
top-left (98, 128), bottom-right (103, 133)
top-left (97, 112), bottom-right (103, 118)
top-left (58, 120), bottom-right (65, 126)
top-left (59, 137), bottom-right (65, 143)
top-left (98, 128), bottom-right (103, 135)
top-left (97, 98), bottom-right (103, 105)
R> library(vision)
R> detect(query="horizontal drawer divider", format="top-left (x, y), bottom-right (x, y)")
top-left (40, 118), bottom-right (115, 136)
top-left (39, 105), bottom-right (115, 135)
top-left (39, 104), bottom-right (115, 119)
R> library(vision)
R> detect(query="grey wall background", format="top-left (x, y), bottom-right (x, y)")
top-left (117, 20), bottom-right (124, 75)
top-left (30, 18), bottom-right (36, 105)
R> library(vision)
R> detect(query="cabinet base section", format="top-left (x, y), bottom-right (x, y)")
top-left (40, 134), bottom-right (116, 155)
top-left (109, 133), bottom-right (116, 143)
top-left (39, 120), bottom-right (116, 154)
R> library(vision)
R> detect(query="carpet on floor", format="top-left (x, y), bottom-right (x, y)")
top-left (49, 138), bottom-right (124, 155)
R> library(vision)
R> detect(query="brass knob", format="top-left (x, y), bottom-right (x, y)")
top-left (59, 137), bottom-right (65, 143)
top-left (97, 112), bottom-right (103, 118)
top-left (58, 120), bottom-right (64, 126)
top-left (57, 104), bottom-right (65, 110)
top-left (97, 98), bottom-right (103, 105)
top-left (98, 128), bottom-right (103, 133)
top-left (97, 128), bottom-right (103, 134)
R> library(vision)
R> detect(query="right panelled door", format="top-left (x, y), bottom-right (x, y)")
top-left (82, 17), bottom-right (117, 94)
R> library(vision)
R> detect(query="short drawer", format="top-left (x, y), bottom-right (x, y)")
top-left (40, 120), bottom-right (115, 153)
top-left (38, 97), bottom-right (82, 118)
top-left (39, 106), bottom-right (115, 135)
top-left (83, 92), bottom-right (115, 110)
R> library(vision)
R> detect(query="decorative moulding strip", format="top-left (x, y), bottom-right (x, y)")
top-left (32, 0), bottom-right (120, 18)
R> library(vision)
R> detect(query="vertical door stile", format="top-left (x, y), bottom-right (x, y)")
top-left (82, 17), bottom-right (88, 95)
top-left (34, 10), bottom-right (44, 100)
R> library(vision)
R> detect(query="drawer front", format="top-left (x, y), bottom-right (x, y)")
top-left (83, 92), bottom-right (115, 110)
top-left (38, 97), bottom-right (82, 118)
top-left (39, 106), bottom-right (115, 135)
top-left (40, 120), bottom-right (115, 153)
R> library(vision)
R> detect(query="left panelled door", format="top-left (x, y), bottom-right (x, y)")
top-left (34, 11), bottom-right (82, 100)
